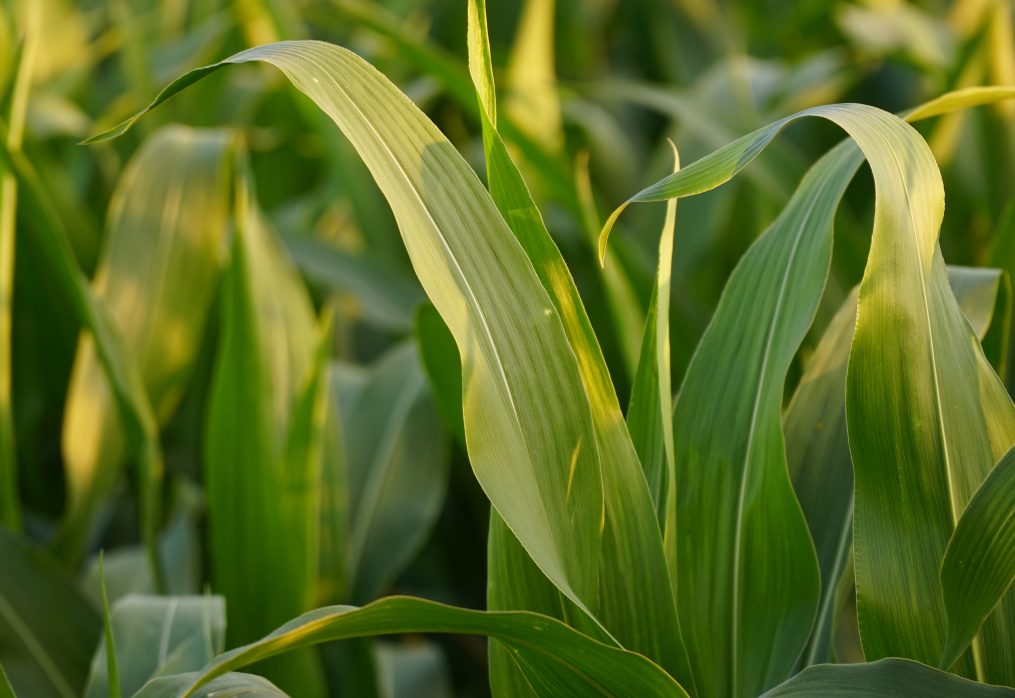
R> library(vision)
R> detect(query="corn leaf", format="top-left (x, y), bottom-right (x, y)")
top-left (601, 87), bottom-right (1015, 690)
top-left (762, 658), bottom-right (1015, 697)
top-left (940, 443), bottom-right (1015, 668)
top-left (626, 144), bottom-right (678, 523)
top-left (0, 528), bottom-right (99, 698)
top-left (91, 39), bottom-right (619, 637)
top-left (55, 125), bottom-right (233, 565)
top-left (151, 596), bottom-right (687, 698)
top-left (466, 1), bottom-right (693, 684)
top-left (204, 186), bottom-right (327, 696)
top-left (789, 266), bottom-right (1010, 666)
top-left (84, 595), bottom-right (225, 698)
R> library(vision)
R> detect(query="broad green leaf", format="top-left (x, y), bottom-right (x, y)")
top-left (465, 1), bottom-right (694, 687)
top-left (940, 443), bottom-right (1015, 668)
top-left (158, 596), bottom-right (686, 698)
top-left (55, 125), bottom-right (233, 566)
top-left (343, 343), bottom-right (449, 603)
top-left (204, 183), bottom-right (326, 696)
top-left (135, 672), bottom-right (285, 698)
top-left (762, 658), bottom-right (1015, 697)
top-left (602, 88), bottom-right (1015, 686)
top-left (0, 527), bottom-right (99, 698)
top-left (0, 0), bottom-right (37, 530)
top-left (788, 266), bottom-right (1010, 666)
top-left (91, 41), bottom-right (612, 637)
top-left (84, 595), bottom-right (225, 698)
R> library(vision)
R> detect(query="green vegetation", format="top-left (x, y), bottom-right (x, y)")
top-left (2, 0), bottom-right (1015, 696)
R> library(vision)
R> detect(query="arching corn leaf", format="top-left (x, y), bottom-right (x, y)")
top-left (788, 266), bottom-right (1010, 666)
top-left (88, 39), bottom-right (618, 644)
top-left (601, 87), bottom-right (1015, 691)
top-left (156, 597), bottom-right (687, 698)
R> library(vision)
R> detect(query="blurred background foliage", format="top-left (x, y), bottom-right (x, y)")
top-left (0, 0), bottom-right (1013, 695)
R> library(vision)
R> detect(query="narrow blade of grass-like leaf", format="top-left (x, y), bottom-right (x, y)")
top-left (626, 144), bottom-right (678, 524)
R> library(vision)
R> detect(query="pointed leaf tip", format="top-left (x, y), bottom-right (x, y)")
top-left (598, 202), bottom-right (629, 266)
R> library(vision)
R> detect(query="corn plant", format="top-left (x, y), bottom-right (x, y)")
top-left (2, 1), bottom-right (1015, 697)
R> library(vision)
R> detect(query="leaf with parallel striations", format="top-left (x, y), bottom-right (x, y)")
top-left (940, 444), bottom-right (1015, 669)
top-left (600, 87), bottom-right (1015, 692)
top-left (788, 266), bottom-right (1010, 666)
top-left (156, 597), bottom-right (686, 698)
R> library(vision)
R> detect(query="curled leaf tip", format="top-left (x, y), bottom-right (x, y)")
top-left (665, 138), bottom-right (681, 171)
top-left (597, 201), bottom-right (630, 266)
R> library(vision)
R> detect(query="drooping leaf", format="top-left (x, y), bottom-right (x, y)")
top-left (762, 658), bottom-right (1015, 697)
top-left (55, 125), bottom-right (234, 566)
top-left (84, 595), bottom-right (225, 698)
top-left (464, 4), bottom-right (693, 685)
top-left (788, 266), bottom-right (1009, 665)
top-left (92, 39), bottom-right (614, 643)
top-left (157, 597), bottom-right (686, 698)
top-left (0, 527), bottom-right (99, 698)
top-left (940, 443), bottom-right (1015, 668)
top-left (601, 87), bottom-right (1015, 690)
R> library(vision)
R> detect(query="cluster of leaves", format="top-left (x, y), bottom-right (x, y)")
top-left (1, 0), bottom-right (1015, 697)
